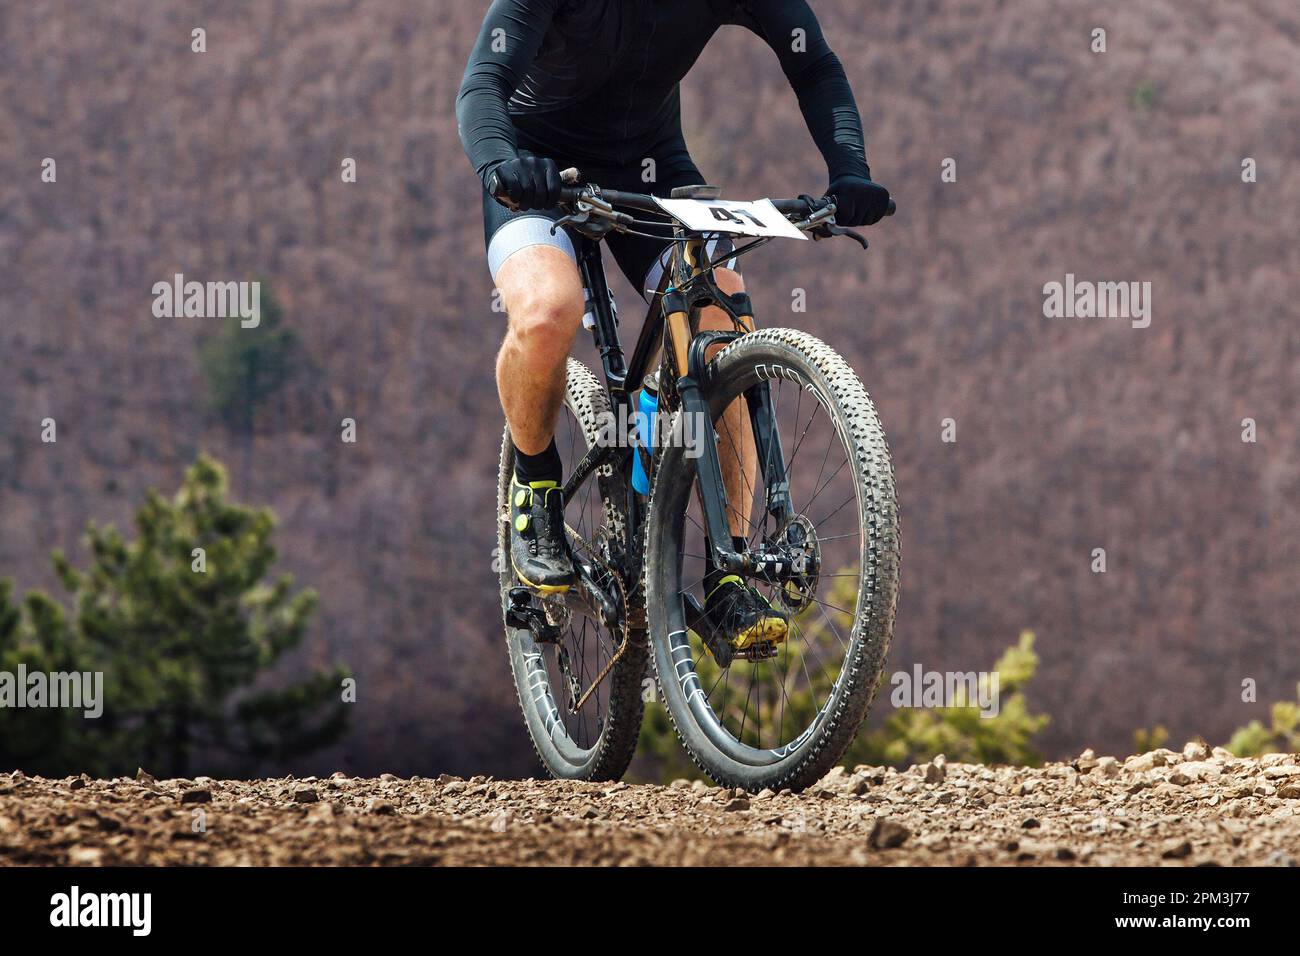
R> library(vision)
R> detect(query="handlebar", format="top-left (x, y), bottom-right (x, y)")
top-left (487, 166), bottom-right (895, 238)
top-left (551, 185), bottom-right (895, 221)
top-left (772, 196), bottom-right (897, 219)
top-left (556, 185), bottom-right (661, 212)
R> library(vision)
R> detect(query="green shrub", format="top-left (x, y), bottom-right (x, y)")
top-left (1225, 686), bottom-right (1300, 757)
top-left (199, 286), bottom-right (297, 432)
top-left (846, 631), bottom-right (1049, 768)
top-left (0, 455), bottom-right (348, 777)
top-left (1129, 79), bottom-right (1159, 115)
top-left (1132, 725), bottom-right (1169, 754)
top-left (0, 580), bottom-right (103, 773)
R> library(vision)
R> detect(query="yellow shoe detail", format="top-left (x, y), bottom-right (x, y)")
top-left (705, 574), bottom-right (745, 602)
top-left (706, 575), bottom-right (789, 650)
top-left (731, 615), bottom-right (789, 650)
top-left (511, 560), bottom-right (572, 594)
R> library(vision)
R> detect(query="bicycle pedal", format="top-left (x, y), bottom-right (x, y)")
top-left (505, 587), bottom-right (562, 643)
top-left (736, 640), bottom-right (780, 662)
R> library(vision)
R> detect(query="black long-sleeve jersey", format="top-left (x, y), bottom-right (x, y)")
top-left (456, 0), bottom-right (871, 189)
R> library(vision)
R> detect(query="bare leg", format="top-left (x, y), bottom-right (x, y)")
top-left (494, 246), bottom-right (586, 456)
top-left (698, 267), bottom-right (756, 542)
top-left (497, 251), bottom-right (753, 539)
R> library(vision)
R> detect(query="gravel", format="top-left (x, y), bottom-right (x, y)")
top-left (1, 750), bottom-right (1299, 866)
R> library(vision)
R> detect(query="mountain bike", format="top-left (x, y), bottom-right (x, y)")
top-left (494, 169), bottom-right (900, 792)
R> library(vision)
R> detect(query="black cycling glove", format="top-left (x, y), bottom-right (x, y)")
top-left (489, 154), bottom-right (564, 211)
top-left (827, 172), bottom-right (891, 227)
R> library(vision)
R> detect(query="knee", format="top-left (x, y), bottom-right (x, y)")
top-left (506, 282), bottom-right (584, 348)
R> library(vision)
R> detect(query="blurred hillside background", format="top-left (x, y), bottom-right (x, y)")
top-left (1, 0), bottom-right (1297, 777)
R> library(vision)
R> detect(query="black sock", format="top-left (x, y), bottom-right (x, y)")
top-left (514, 438), bottom-right (562, 485)
top-left (705, 535), bottom-right (750, 597)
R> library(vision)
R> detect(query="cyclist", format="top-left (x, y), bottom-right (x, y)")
top-left (457, 0), bottom-right (891, 650)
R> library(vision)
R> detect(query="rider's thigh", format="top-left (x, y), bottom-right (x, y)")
top-left (496, 244), bottom-right (586, 338)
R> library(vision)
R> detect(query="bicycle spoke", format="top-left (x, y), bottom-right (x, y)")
top-left (783, 396), bottom-right (821, 476)
top-left (737, 667), bottom-right (757, 744)
top-left (802, 455), bottom-right (848, 518)
top-left (814, 490), bottom-right (857, 529)
top-left (666, 352), bottom-right (875, 759)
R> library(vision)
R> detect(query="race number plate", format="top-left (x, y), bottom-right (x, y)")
top-left (651, 197), bottom-right (809, 241)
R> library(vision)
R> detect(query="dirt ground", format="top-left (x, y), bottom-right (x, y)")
top-left (3, 746), bottom-right (1299, 866)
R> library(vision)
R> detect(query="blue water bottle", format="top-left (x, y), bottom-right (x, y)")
top-left (631, 373), bottom-right (659, 495)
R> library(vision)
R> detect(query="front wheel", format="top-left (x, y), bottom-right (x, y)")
top-left (644, 329), bottom-right (900, 792)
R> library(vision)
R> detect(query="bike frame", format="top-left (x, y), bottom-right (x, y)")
top-left (562, 226), bottom-right (797, 587)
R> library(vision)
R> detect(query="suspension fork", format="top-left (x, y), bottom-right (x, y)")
top-left (668, 310), bottom-right (735, 572)
top-left (661, 239), bottom-right (793, 578)
top-left (745, 382), bottom-right (794, 527)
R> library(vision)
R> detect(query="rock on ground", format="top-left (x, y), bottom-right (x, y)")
top-left (1, 753), bottom-right (1299, 866)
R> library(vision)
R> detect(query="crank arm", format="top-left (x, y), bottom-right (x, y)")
top-left (561, 559), bottom-right (620, 628)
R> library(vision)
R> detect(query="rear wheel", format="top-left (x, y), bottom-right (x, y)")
top-left (644, 329), bottom-right (900, 792)
top-left (499, 358), bottom-right (646, 780)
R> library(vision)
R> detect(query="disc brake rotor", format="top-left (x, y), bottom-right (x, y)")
top-left (773, 514), bottom-right (821, 613)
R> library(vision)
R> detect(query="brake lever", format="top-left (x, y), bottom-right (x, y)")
top-left (549, 199), bottom-right (631, 240)
top-left (810, 223), bottom-right (869, 249)
top-left (550, 212), bottom-right (585, 233)
top-left (550, 205), bottom-right (605, 238)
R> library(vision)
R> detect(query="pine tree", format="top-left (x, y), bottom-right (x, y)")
top-left (0, 456), bottom-right (348, 777)
top-left (0, 580), bottom-right (103, 773)
top-left (199, 286), bottom-right (298, 433)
